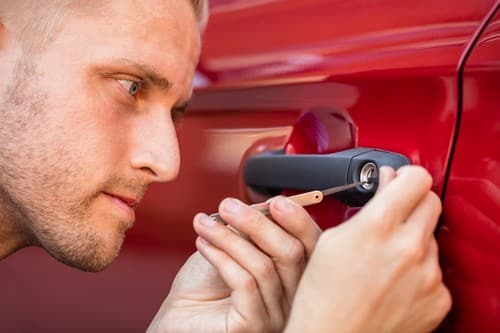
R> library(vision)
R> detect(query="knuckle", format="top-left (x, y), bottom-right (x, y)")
top-left (399, 235), bottom-right (426, 263)
top-left (423, 266), bottom-right (443, 292)
top-left (403, 245), bottom-right (422, 264)
top-left (238, 274), bottom-right (258, 293)
top-left (422, 285), bottom-right (452, 331)
top-left (288, 212), bottom-right (308, 233)
top-left (282, 240), bottom-right (305, 264)
top-left (256, 257), bottom-right (276, 279)
top-left (437, 285), bottom-right (453, 315)
top-left (365, 209), bottom-right (393, 234)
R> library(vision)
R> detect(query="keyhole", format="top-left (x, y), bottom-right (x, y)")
top-left (360, 162), bottom-right (377, 190)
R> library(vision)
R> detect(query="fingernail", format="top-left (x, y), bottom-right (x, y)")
top-left (396, 165), bottom-right (411, 175)
top-left (222, 198), bottom-right (240, 213)
top-left (199, 214), bottom-right (216, 227)
top-left (274, 196), bottom-right (292, 212)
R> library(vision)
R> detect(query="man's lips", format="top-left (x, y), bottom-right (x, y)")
top-left (103, 191), bottom-right (140, 226)
top-left (104, 193), bottom-right (138, 208)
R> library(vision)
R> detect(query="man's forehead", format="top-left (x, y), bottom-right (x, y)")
top-left (94, 0), bottom-right (201, 62)
top-left (102, 0), bottom-right (197, 24)
top-left (77, 1), bottom-right (201, 78)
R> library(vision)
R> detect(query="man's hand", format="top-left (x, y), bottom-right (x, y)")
top-left (147, 195), bottom-right (321, 333)
top-left (285, 166), bottom-right (452, 333)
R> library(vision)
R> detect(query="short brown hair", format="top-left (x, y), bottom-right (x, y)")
top-left (0, 0), bottom-right (209, 54)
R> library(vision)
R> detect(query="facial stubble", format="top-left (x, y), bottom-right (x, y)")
top-left (0, 57), bottom-right (136, 272)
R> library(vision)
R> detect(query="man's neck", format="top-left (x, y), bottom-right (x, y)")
top-left (0, 196), bottom-right (31, 259)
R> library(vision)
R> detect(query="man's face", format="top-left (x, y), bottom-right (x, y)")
top-left (0, 0), bottom-right (200, 271)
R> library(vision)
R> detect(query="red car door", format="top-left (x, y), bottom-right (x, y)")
top-left (188, 0), bottom-right (499, 332)
top-left (1, 1), bottom-right (498, 332)
top-left (438, 5), bottom-right (500, 332)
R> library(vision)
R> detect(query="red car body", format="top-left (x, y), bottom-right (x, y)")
top-left (1, 0), bottom-right (498, 332)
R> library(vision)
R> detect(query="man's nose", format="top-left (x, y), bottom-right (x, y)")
top-left (129, 109), bottom-right (180, 183)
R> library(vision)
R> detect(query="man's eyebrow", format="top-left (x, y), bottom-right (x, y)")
top-left (118, 59), bottom-right (172, 91)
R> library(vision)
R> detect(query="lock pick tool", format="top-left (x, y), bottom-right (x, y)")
top-left (210, 179), bottom-right (375, 224)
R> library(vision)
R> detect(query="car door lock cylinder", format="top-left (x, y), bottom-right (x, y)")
top-left (359, 162), bottom-right (377, 190)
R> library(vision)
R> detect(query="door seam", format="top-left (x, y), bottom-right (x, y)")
top-left (439, 1), bottom-right (500, 203)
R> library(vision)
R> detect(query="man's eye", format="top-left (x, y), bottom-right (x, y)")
top-left (117, 79), bottom-right (140, 96)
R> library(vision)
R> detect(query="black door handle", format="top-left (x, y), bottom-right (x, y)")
top-left (243, 148), bottom-right (410, 206)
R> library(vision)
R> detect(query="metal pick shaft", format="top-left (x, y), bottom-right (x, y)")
top-left (209, 180), bottom-right (369, 224)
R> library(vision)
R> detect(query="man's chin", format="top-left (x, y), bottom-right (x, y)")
top-left (43, 232), bottom-right (126, 273)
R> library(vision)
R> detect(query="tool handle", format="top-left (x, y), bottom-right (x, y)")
top-left (288, 190), bottom-right (324, 207)
top-left (209, 190), bottom-right (323, 224)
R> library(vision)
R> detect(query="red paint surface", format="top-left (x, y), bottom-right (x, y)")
top-left (438, 7), bottom-right (500, 332)
top-left (1, 1), bottom-right (498, 331)
top-left (201, 0), bottom-right (494, 84)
